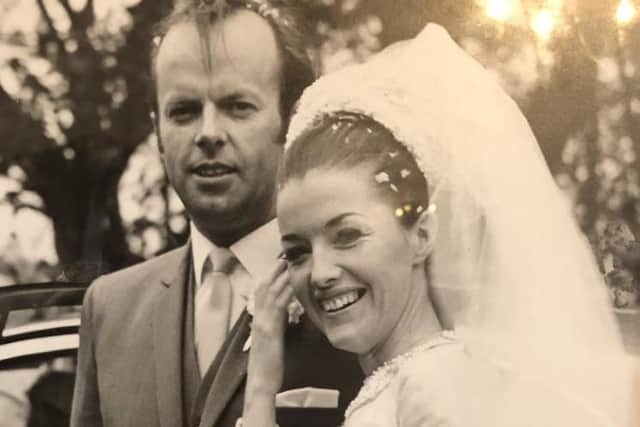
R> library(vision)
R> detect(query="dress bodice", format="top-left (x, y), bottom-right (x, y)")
top-left (342, 331), bottom-right (612, 427)
top-left (343, 331), bottom-right (466, 427)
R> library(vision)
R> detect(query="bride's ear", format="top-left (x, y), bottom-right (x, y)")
top-left (410, 209), bottom-right (437, 265)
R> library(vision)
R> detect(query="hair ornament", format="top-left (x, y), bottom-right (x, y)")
top-left (390, 183), bottom-right (399, 192)
top-left (400, 169), bottom-right (411, 178)
top-left (375, 172), bottom-right (390, 184)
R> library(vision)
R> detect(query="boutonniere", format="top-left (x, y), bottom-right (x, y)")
top-left (242, 292), bottom-right (305, 352)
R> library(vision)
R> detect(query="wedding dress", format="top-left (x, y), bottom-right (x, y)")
top-left (342, 331), bottom-right (617, 427)
top-left (287, 23), bottom-right (632, 427)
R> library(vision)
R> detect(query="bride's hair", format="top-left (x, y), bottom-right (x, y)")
top-left (279, 112), bottom-right (429, 229)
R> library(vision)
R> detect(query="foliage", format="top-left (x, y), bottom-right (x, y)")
top-left (0, 0), bottom-right (175, 277)
top-left (0, 0), bottom-right (639, 297)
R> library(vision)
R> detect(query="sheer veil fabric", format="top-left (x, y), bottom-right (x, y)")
top-left (287, 24), bottom-right (632, 426)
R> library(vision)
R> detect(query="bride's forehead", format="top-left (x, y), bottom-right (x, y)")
top-left (277, 168), bottom-right (392, 225)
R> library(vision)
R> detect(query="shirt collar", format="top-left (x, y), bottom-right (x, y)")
top-left (190, 219), bottom-right (281, 286)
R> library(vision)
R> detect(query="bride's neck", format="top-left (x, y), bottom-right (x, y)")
top-left (358, 270), bottom-right (442, 375)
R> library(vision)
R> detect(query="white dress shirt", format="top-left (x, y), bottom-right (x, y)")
top-left (190, 219), bottom-right (282, 330)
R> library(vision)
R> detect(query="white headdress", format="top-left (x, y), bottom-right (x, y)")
top-left (287, 24), bottom-right (632, 426)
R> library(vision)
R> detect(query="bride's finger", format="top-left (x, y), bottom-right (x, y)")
top-left (267, 269), bottom-right (292, 302)
top-left (266, 260), bottom-right (288, 284)
top-left (256, 260), bottom-right (287, 293)
top-left (274, 281), bottom-right (295, 308)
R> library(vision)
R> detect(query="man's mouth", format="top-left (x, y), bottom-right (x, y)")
top-left (192, 163), bottom-right (236, 178)
top-left (318, 289), bottom-right (366, 313)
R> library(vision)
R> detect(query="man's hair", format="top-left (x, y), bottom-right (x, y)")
top-left (280, 112), bottom-right (430, 229)
top-left (149, 0), bottom-right (315, 122)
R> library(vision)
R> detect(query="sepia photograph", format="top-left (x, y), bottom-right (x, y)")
top-left (0, 0), bottom-right (638, 426)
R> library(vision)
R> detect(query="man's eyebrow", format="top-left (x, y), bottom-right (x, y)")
top-left (215, 87), bottom-right (260, 101)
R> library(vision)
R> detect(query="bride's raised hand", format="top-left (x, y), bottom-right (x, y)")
top-left (242, 260), bottom-right (293, 427)
top-left (249, 260), bottom-right (293, 391)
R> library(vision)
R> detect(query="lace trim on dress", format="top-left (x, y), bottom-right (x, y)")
top-left (344, 330), bottom-right (457, 420)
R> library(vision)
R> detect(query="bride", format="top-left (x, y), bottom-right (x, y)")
top-left (240, 24), bottom-right (632, 427)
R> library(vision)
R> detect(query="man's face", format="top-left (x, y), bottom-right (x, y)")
top-left (154, 10), bottom-right (283, 244)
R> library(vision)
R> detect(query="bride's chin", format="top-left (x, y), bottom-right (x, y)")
top-left (325, 329), bottom-right (372, 355)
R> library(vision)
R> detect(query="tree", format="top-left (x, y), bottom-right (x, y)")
top-left (0, 0), bottom-right (172, 277)
top-left (1, 0), bottom-right (639, 295)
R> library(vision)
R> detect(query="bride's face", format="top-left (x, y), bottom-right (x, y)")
top-left (277, 164), bottom-right (421, 355)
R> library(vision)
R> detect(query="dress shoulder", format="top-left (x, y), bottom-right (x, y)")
top-left (395, 341), bottom-right (613, 427)
top-left (394, 340), bottom-right (499, 427)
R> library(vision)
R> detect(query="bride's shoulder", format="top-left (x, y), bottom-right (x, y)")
top-left (394, 339), bottom-right (612, 427)
top-left (396, 333), bottom-right (494, 389)
top-left (394, 338), bottom-right (505, 426)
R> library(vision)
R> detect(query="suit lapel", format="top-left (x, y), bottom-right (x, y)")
top-left (197, 311), bottom-right (251, 427)
top-left (153, 244), bottom-right (191, 427)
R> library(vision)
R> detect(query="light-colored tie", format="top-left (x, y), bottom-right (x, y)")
top-left (194, 246), bottom-right (236, 376)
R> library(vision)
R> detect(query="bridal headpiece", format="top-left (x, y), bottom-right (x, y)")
top-left (286, 24), bottom-right (632, 426)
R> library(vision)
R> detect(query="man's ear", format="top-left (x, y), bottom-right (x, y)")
top-left (151, 111), bottom-right (164, 154)
top-left (410, 209), bottom-right (437, 265)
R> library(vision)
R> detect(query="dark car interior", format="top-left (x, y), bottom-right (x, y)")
top-left (0, 282), bottom-right (87, 427)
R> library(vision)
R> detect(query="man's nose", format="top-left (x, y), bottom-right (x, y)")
top-left (310, 246), bottom-right (341, 290)
top-left (195, 102), bottom-right (226, 148)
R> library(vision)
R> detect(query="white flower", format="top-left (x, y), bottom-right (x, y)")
top-left (287, 298), bottom-right (305, 325)
top-left (243, 292), bottom-right (304, 352)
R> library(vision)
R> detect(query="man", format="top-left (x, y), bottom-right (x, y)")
top-left (70, 1), bottom-right (363, 426)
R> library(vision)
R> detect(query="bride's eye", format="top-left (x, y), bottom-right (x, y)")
top-left (333, 227), bottom-right (365, 247)
top-left (280, 246), bottom-right (309, 265)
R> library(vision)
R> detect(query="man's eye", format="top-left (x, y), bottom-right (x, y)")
top-left (334, 228), bottom-right (365, 246)
top-left (224, 101), bottom-right (256, 118)
top-left (280, 247), bottom-right (309, 265)
top-left (167, 102), bottom-right (201, 124)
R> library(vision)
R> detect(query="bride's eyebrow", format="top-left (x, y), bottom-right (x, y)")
top-left (281, 234), bottom-right (302, 244)
top-left (325, 213), bottom-right (362, 229)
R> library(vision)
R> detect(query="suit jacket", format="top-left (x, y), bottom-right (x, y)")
top-left (70, 243), bottom-right (363, 427)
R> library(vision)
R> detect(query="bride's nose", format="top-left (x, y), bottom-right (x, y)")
top-left (309, 246), bottom-right (340, 289)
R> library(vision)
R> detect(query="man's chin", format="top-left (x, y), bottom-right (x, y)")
top-left (190, 202), bottom-right (271, 241)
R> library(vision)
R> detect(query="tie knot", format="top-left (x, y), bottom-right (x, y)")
top-left (208, 247), bottom-right (236, 273)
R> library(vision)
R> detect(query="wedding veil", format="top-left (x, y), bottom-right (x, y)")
top-left (287, 24), bottom-right (632, 426)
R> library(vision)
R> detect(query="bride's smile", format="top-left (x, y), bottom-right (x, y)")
top-left (316, 288), bottom-right (366, 313)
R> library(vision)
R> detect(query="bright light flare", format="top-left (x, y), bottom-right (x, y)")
top-left (486, 0), bottom-right (515, 22)
top-left (531, 9), bottom-right (555, 40)
top-left (616, 0), bottom-right (637, 25)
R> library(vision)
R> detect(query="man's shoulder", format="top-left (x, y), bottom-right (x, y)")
top-left (88, 245), bottom-right (189, 302)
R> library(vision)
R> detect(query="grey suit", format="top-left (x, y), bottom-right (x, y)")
top-left (70, 244), bottom-right (363, 427)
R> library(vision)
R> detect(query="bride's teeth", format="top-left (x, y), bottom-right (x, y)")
top-left (320, 290), bottom-right (361, 313)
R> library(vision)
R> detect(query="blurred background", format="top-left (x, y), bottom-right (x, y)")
top-left (0, 0), bottom-right (639, 323)
top-left (0, 1), bottom-right (639, 425)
